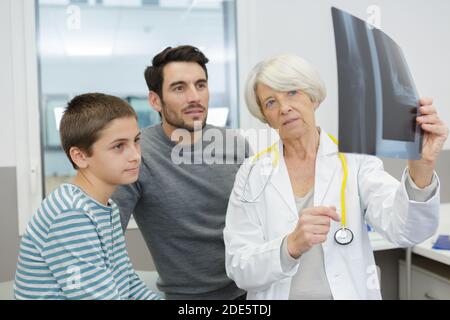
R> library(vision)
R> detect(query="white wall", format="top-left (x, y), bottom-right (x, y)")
top-left (0, 0), bottom-right (42, 234)
top-left (236, 0), bottom-right (450, 150)
top-left (0, 0), bottom-right (16, 168)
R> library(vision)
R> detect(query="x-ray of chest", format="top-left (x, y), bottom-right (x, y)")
top-left (332, 7), bottom-right (423, 159)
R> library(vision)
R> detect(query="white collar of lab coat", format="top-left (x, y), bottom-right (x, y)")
top-left (269, 128), bottom-right (341, 218)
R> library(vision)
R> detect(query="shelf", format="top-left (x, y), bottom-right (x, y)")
top-left (411, 203), bottom-right (450, 266)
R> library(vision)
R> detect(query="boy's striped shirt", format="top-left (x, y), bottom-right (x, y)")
top-left (14, 183), bottom-right (161, 300)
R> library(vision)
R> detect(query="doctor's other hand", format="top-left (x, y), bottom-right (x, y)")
top-left (416, 97), bottom-right (449, 164)
top-left (286, 206), bottom-right (340, 259)
top-left (409, 98), bottom-right (449, 188)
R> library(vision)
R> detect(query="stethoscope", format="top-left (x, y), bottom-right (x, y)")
top-left (237, 133), bottom-right (354, 245)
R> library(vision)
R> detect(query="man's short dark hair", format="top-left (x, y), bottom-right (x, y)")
top-left (60, 93), bottom-right (137, 169)
top-left (144, 45), bottom-right (209, 99)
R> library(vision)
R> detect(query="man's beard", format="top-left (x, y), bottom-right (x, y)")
top-left (162, 101), bottom-right (207, 132)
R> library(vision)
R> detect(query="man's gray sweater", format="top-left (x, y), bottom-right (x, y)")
top-left (112, 124), bottom-right (250, 300)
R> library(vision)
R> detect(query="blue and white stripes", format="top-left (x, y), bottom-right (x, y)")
top-left (14, 183), bottom-right (161, 300)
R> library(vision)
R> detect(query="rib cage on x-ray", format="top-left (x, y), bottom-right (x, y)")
top-left (332, 7), bottom-right (422, 159)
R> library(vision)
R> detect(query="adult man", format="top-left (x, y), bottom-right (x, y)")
top-left (112, 45), bottom-right (250, 300)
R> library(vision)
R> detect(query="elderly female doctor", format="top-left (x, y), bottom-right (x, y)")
top-left (223, 54), bottom-right (448, 300)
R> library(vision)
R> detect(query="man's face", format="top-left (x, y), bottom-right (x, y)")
top-left (85, 116), bottom-right (142, 187)
top-left (159, 61), bottom-right (209, 132)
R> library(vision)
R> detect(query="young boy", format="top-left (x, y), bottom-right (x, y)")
top-left (14, 93), bottom-right (161, 300)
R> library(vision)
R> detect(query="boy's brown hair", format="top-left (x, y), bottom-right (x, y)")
top-left (60, 93), bottom-right (137, 169)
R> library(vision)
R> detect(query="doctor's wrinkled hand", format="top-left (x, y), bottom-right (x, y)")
top-left (286, 206), bottom-right (340, 259)
top-left (409, 97), bottom-right (449, 188)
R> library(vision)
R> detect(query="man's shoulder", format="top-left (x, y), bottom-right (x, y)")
top-left (140, 124), bottom-right (245, 142)
top-left (204, 124), bottom-right (226, 131)
top-left (204, 125), bottom-right (248, 144)
top-left (138, 124), bottom-right (168, 153)
top-left (141, 124), bottom-right (161, 139)
top-left (205, 124), bottom-right (237, 134)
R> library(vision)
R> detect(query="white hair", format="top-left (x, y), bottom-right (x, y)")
top-left (245, 54), bottom-right (327, 123)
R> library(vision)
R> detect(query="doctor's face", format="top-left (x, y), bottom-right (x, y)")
top-left (256, 83), bottom-right (318, 140)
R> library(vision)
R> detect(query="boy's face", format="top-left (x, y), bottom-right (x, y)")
top-left (157, 61), bottom-right (209, 132)
top-left (84, 116), bottom-right (141, 186)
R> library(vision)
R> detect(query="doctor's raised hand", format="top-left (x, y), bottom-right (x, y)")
top-left (408, 97), bottom-right (449, 188)
top-left (223, 53), bottom-right (444, 300)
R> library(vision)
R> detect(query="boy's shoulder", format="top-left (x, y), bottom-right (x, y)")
top-left (24, 183), bottom-right (91, 247)
top-left (35, 183), bottom-right (89, 226)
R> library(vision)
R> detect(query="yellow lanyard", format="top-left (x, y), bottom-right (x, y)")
top-left (250, 134), bottom-right (348, 228)
top-left (327, 134), bottom-right (348, 228)
top-left (251, 143), bottom-right (280, 166)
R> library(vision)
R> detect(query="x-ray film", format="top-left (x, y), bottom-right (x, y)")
top-left (332, 7), bottom-right (422, 159)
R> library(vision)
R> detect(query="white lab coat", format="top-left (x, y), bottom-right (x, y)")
top-left (224, 129), bottom-right (440, 300)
